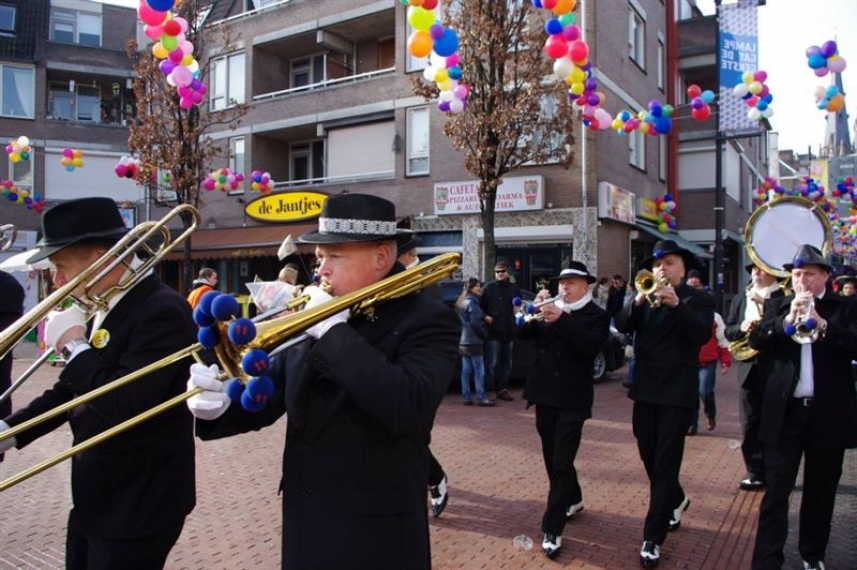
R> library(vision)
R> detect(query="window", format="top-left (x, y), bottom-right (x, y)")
top-left (48, 81), bottom-right (102, 123)
top-left (657, 35), bottom-right (665, 91)
top-left (50, 8), bottom-right (102, 46)
top-left (629, 128), bottom-right (645, 170)
top-left (532, 94), bottom-right (564, 153)
top-left (629, 5), bottom-right (646, 69)
top-left (210, 52), bottom-right (245, 110)
top-left (1, 64), bottom-right (34, 118)
top-left (327, 121), bottom-right (395, 180)
top-left (407, 107), bottom-right (429, 176)
top-left (0, 4), bottom-right (16, 34)
top-left (290, 55), bottom-right (325, 89)
top-left (406, 0), bottom-right (443, 72)
top-left (658, 134), bottom-right (666, 182)
top-left (289, 141), bottom-right (324, 184)
top-left (10, 151), bottom-right (33, 191)
top-left (229, 137), bottom-right (245, 194)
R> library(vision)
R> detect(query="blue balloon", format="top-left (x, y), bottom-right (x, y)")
top-left (700, 90), bottom-right (715, 104)
top-left (545, 19), bottom-right (564, 36)
top-left (145, 0), bottom-right (175, 11)
top-left (433, 29), bottom-right (459, 57)
top-left (808, 53), bottom-right (827, 69)
top-left (654, 116), bottom-right (672, 134)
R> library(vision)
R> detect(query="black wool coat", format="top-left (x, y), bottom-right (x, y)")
top-left (616, 283), bottom-right (714, 408)
top-left (748, 290), bottom-right (857, 449)
top-left (196, 287), bottom-right (460, 570)
top-left (518, 300), bottom-right (609, 413)
top-left (724, 289), bottom-right (784, 391)
top-left (5, 275), bottom-right (197, 538)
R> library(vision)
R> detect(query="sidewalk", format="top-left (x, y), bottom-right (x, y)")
top-left (1, 354), bottom-right (854, 569)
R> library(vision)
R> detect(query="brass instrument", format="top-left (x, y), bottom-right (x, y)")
top-left (634, 269), bottom-right (668, 307)
top-left (728, 323), bottom-right (760, 361)
top-left (0, 205), bottom-right (200, 402)
top-left (0, 223), bottom-right (17, 252)
top-left (0, 252), bottom-right (460, 491)
top-left (513, 295), bottom-right (561, 325)
top-left (790, 285), bottom-right (820, 344)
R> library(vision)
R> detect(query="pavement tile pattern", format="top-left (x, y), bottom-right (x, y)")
top-left (1, 349), bottom-right (854, 569)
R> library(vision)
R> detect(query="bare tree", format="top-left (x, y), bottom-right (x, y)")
top-left (412, 0), bottom-right (577, 280)
top-left (127, 0), bottom-right (249, 292)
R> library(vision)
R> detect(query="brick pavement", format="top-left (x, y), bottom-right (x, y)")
top-left (1, 348), bottom-right (855, 569)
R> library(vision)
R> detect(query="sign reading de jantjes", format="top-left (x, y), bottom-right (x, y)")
top-left (433, 175), bottom-right (544, 215)
top-left (245, 191), bottom-right (327, 223)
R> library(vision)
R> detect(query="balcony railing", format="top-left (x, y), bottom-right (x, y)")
top-left (252, 67), bottom-right (396, 103)
top-left (270, 169), bottom-right (395, 191)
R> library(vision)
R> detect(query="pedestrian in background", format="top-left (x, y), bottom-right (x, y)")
top-left (480, 261), bottom-right (522, 402)
top-left (518, 261), bottom-right (609, 559)
top-left (456, 278), bottom-right (494, 407)
top-left (187, 267), bottom-right (217, 309)
top-left (594, 276), bottom-right (610, 310)
top-left (0, 269), bottom-right (24, 462)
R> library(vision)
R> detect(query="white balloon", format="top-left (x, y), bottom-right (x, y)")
top-left (17, 135), bottom-right (29, 147)
top-left (439, 89), bottom-right (455, 103)
top-left (733, 83), bottom-right (749, 98)
top-left (748, 107), bottom-right (761, 121)
top-left (553, 57), bottom-right (574, 81)
top-left (449, 98), bottom-right (465, 114)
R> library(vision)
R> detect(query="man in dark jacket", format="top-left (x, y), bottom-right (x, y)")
top-left (748, 245), bottom-right (857, 570)
top-left (0, 269), bottom-right (24, 435)
top-left (480, 261), bottom-right (522, 401)
top-left (0, 197), bottom-right (197, 568)
top-left (518, 261), bottom-right (609, 560)
top-left (187, 194), bottom-right (460, 569)
top-left (724, 262), bottom-right (784, 491)
top-left (616, 240), bottom-right (713, 568)
top-left (606, 274), bottom-right (628, 318)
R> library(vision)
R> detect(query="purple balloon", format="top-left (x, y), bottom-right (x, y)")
top-left (562, 25), bottom-right (580, 42)
top-left (158, 60), bottom-right (176, 75)
top-left (190, 79), bottom-right (203, 90)
top-left (584, 78), bottom-right (597, 91)
top-left (587, 93), bottom-right (599, 106)
top-left (429, 23), bottom-right (444, 41)
top-left (438, 100), bottom-right (451, 112)
top-left (691, 98), bottom-right (704, 110)
top-left (805, 45), bottom-right (822, 58)
top-left (821, 40), bottom-right (838, 58)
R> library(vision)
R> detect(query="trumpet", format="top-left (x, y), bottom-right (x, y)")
top-left (513, 295), bottom-right (561, 325)
top-left (0, 223), bottom-right (17, 252)
top-left (0, 253), bottom-right (460, 491)
top-left (634, 269), bottom-right (669, 307)
top-left (790, 286), bottom-right (820, 344)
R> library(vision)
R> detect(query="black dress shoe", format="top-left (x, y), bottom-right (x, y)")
top-left (477, 398), bottom-right (496, 407)
top-left (542, 533), bottom-right (561, 558)
top-left (668, 496), bottom-right (689, 531)
top-left (430, 475), bottom-right (448, 518)
top-left (739, 474), bottom-right (766, 491)
top-left (497, 389), bottom-right (514, 401)
top-left (639, 541), bottom-right (660, 567)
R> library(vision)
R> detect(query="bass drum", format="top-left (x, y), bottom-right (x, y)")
top-left (744, 196), bottom-right (832, 278)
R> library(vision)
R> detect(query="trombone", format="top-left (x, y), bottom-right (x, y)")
top-left (0, 252), bottom-right (460, 491)
top-left (0, 204), bottom-right (201, 401)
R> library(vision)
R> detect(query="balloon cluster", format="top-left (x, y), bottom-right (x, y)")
top-left (732, 71), bottom-right (774, 122)
top-left (813, 85), bottom-right (844, 113)
top-left (114, 155), bottom-right (141, 179)
top-left (60, 148), bottom-right (84, 172)
top-left (687, 84), bottom-right (715, 121)
top-left (138, 1), bottom-right (207, 109)
top-left (806, 40), bottom-right (847, 77)
top-left (832, 176), bottom-right (856, 203)
top-left (5, 136), bottom-right (32, 163)
top-left (249, 170), bottom-right (275, 194)
top-left (655, 193), bottom-right (677, 233)
top-left (753, 176), bottom-right (787, 205)
top-left (192, 290), bottom-right (274, 412)
top-left (203, 167), bottom-right (245, 192)
top-left (405, 1), bottom-right (469, 114)
top-left (1, 179), bottom-right (45, 212)
top-left (611, 101), bottom-right (676, 137)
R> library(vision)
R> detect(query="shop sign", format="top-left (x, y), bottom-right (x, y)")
top-left (244, 191), bottom-right (327, 223)
top-left (433, 175), bottom-right (543, 215)
top-left (638, 197), bottom-right (660, 223)
top-left (597, 182), bottom-right (636, 225)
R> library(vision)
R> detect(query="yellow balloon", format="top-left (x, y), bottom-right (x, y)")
top-left (742, 71), bottom-right (754, 84)
top-left (611, 118), bottom-right (623, 130)
top-left (10, 153), bottom-right (20, 163)
top-left (436, 78), bottom-right (452, 92)
top-left (182, 54), bottom-right (194, 67)
top-left (637, 110), bottom-right (647, 121)
top-left (434, 68), bottom-right (449, 83)
top-left (407, 6), bottom-right (434, 32)
top-left (152, 43), bottom-right (168, 60)
top-left (570, 82), bottom-right (585, 95)
top-left (749, 81), bottom-right (763, 95)
top-left (570, 67), bottom-right (586, 83)
top-left (72, 158), bottom-right (83, 168)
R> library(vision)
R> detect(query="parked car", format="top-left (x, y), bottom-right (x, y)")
top-left (439, 280), bottom-right (625, 385)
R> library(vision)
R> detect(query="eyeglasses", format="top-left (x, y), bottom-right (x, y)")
top-left (495, 269), bottom-right (507, 274)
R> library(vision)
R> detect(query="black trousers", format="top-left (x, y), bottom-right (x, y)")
top-left (428, 448), bottom-right (444, 487)
top-left (66, 508), bottom-right (185, 570)
top-left (632, 401), bottom-right (691, 545)
top-left (751, 400), bottom-right (845, 569)
top-left (739, 382), bottom-right (766, 479)
top-left (535, 405), bottom-right (585, 536)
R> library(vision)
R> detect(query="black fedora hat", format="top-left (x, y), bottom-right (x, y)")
top-left (782, 244), bottom-right (832, 272)
top-left (397, 234), bottom-right (420, 257)
top-left (550, 261), bottom-right (596, 284)
top-left (640, 239), bottom-right (698, 271)
top-left (28, 197), bottom-right (128, 264)
top-left (299, 193), bottom-right (411, 245)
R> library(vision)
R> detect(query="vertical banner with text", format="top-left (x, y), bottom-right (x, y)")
top-left (718, 0), bottom-right (759, 133)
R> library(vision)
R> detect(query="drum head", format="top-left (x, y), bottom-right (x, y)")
top-left (745, 197), bottom-right (832, 278)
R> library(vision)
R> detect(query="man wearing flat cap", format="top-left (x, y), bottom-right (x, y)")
top-left (518, 261), bottom-right (609, 560)
top-left (724, 262), bottom-right (784, 492)
top-left (615, 239), bottom-right (714, 568)
top-left (0, 197), bottom-right (197, 568)
top-left (748, 244), bottom-right (857, 570)
top-left (187, 193), bottom-right (460, 569)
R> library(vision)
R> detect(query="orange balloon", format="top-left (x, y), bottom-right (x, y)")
top-left (827, 93), bottom-right (844, 112)
top-left (407, 31), bottom-right (432, 59)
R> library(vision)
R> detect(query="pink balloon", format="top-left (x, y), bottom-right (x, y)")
top-left (814, 67), bottom-right (829, 78)
top-left (138, 3), bottom-right (168, 27)
top-left (827, 57), bottom-right (847, 74)
top-left (144, 24), bottom-right (164, 41)
top-left (171, 65), bottom-right (192, 87)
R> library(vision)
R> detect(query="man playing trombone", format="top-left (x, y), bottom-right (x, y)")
top-left (724, 262), bottom-right (784, 492)
top-left (186, 193), bottom-right (460, 569)
top-left (615, 239), bottom-right (713, 568)
top-left (0, 197), bottom-right (197, 569)
top-left (748, 244), bottom-right (857, 570)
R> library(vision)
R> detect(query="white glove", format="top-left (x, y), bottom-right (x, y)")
top-left (186, 363), bottom-right (231, 421)
top-left (302, 286), bottom-right (349, 339)
top-left (44, 306), bottom-right (87, 352)
top-left (0, 420), bottom-right (16, 454)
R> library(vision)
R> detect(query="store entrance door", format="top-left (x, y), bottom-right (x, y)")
top-left (495, 244), bottom-right (573, 293)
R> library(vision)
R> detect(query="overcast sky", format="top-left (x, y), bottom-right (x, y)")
top-left (101, 0), bottom-right (856, 153)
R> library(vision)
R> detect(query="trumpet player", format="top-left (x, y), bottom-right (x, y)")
top-left (747, 244), bottom-right (857, 570)
top-left (186, 194), bottom-right (460, 569)
top-left (517, 261), bottom-right (609, 559)
top-left (615, 240), bottom-right (714, 568)
top-left (0, 197), bottom-right (197, 569)
top-left (724, 262), bottom-right (783, 492)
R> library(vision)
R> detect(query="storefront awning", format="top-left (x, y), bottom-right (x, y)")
top-left (165, 223), bottom-right (317, 261)
top-left (634, 223), bottom-right (713, 260)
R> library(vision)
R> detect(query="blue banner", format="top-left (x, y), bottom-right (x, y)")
top-left (719, 0), bottom-right (759, 133)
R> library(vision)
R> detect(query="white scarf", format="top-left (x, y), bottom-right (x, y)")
top-left (744, 281), bottom-right (780, 322)
top-left (556, 290), bottom-right (593, 314)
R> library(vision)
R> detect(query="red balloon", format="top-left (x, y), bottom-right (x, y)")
top-left (687, 84), bottom-right (702, 99)
top-left (691, 105), bottom-right (711, 121)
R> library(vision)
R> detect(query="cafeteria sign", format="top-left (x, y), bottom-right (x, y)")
top-left (245, 191), bottom-right (327, 223)
top-left (433, 175), bottom-right (544, 215)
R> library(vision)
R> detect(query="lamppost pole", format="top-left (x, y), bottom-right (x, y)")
top-left (713, 0), bottom-right (725, 315)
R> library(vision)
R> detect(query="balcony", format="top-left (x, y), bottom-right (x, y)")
top-left (45, 73), bottom-right (135, 127)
